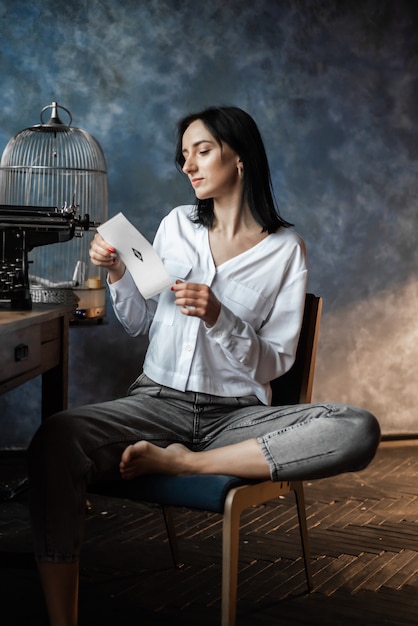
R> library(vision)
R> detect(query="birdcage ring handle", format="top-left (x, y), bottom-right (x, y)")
top-left (40, 102), bottom-right (73, 127)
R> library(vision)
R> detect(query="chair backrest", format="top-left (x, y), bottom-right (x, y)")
top-left (270, 293), bottom-right (322, 407)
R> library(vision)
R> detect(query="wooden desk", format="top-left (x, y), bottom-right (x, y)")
top-left (0, 304), bottom-right (73, 419)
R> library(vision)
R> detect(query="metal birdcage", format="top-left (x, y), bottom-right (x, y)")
top-left (0, 101), bottom-right (108, 320)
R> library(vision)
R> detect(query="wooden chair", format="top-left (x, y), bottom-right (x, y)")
top-left (93, 293), bottom-right (322, 626)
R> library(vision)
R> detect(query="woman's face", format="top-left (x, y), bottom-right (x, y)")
top-left (181, 119), bottom-right (241, 201)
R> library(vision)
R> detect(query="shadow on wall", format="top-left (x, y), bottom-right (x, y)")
top-left (68, 313), bottom-right (149, 408)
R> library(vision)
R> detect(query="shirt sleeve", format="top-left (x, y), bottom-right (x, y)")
top-left (108, 269), bottom-right (158, 337)
top-left (206, 246), bottom-right (308, 385)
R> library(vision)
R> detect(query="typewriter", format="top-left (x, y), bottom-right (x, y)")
top-left (0, 203), bottom-right (96, 310)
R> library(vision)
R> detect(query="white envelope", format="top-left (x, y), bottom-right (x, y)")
top-left (97, 212), bottom-right (172, 299)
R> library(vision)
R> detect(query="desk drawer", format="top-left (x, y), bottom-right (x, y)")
top-left (0, 324), bottom-right (41, 381)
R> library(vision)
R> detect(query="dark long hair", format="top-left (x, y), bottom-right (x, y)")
top-left (175, 106), bottom-right (292, 233)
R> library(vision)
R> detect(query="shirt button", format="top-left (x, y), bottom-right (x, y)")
top-left (185, 344), bottom-right (193, 351)
top-left (214, 331), bottom-right (223, 339)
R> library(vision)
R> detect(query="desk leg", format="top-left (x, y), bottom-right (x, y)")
top-left (41, 312), bottom-right (70, 419)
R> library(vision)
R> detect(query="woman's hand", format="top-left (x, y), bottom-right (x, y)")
top-left (89, 232), bottom-right (126, 283)
top-left (171, 280), bottom-right (221, 327)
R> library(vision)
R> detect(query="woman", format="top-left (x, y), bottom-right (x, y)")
top-left (28, 106), bottom-right (380, 626)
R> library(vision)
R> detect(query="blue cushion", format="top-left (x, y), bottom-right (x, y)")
top-left (93, 474), bottom-right (251, 513)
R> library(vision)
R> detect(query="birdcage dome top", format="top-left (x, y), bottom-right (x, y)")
top-left (0, 101), bottom-right (107, 172)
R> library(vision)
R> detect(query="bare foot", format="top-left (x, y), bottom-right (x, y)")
top-left (119, 441), bottom-right (192, 480)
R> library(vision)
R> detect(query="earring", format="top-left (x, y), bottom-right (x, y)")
top-left (238, 166), bottom-right (243, 179)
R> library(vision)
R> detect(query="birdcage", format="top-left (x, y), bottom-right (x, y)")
top-left (0, 101), bottom-right (108, 320)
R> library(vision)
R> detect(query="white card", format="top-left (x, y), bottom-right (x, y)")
top-left (97, 212), bottom-right (172, 299)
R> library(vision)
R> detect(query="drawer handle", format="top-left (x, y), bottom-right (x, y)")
top-left (14, 343), bottom-right (29, 362)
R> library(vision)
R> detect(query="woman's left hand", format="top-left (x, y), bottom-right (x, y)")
top-left (171, 281), bottom-right (221, 327)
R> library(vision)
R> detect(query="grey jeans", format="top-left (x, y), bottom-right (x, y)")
top-left (27, 373), bottom-right (380, 562)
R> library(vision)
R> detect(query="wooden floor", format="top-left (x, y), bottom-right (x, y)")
top-left (1, 439), bottom-right (418, 626)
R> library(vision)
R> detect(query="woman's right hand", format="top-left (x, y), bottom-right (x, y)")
top-left (89, 232), bottom-right (126, 283)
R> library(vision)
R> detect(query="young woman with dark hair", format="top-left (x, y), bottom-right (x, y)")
top-left (27, 106), bottom-right (380, 625)
top-left (175, 106), bottom-right (291, 232)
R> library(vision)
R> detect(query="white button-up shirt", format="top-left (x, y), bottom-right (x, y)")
top-left (109, 205), bottom-right (308, 405)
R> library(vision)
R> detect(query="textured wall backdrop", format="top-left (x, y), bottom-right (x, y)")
top-left (0, 0), bottom-right (417, 447)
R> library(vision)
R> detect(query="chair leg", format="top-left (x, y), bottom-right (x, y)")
top-left (292, 482), bottom-right (313, 591)
top-left (222, 497), bottom-right (241, 626)
top-left (161, 505), bottom-right (183, 569)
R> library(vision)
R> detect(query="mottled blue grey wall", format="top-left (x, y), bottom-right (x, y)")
top-left (1, 0), bottom-right (417, 446)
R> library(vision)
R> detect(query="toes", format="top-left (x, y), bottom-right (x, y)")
top-left (120, 444), bottom-right (133, 464)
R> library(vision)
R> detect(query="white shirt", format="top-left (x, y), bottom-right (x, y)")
top-left (109, 205), bottom-right (308, 405)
